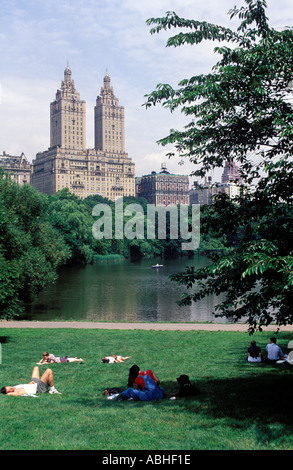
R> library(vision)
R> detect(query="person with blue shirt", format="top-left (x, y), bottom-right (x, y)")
top-left (265, 338), bottom-right (284, 363)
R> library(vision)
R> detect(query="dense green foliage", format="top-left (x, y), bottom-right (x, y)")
top-left (47, 189), bottom-right (197, 262)
top-left (0, 176), bottom-right (227, 319)
top-left (0, 170), bottom-right (70, 319)
top-left (1, 328), bottom-right (293, 450)
top-left (144, 0), bottom-right (293, 332)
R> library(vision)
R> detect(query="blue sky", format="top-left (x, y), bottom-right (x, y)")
top-left (1, 0), bottom-right (292, 182)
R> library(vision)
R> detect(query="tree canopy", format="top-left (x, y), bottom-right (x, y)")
top-left (144, 0), bottom-right (293, 332)
top-left (0, 170), bottom-right (70, 319)
top-left (2, 179), bottom-right (219, 319)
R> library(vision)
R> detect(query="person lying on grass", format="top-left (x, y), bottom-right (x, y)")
top-left (37, 352), bottom-right (84, 364)
top-left (101, 355), bottom-right (131, 363)
top-left (1, 366), bottom-right (61, 396)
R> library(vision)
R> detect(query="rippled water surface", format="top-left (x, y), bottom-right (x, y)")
top-left (23, 256), bottom-right (227, 323)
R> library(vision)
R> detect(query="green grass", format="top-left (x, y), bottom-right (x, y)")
top-left (1, 328), bottom-right (293, 450)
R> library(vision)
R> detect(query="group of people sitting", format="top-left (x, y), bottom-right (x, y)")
top-left (246, 337), bottom-right (292, 364)
top-left (103, 365), bottom-right (200, 402)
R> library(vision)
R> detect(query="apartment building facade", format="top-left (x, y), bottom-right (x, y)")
top-left (31, 66), bottom-right (135, 200)
top-left (0, 151), bottom-right (31, 185)
top-left (137, 164), bottom-right (190, 206)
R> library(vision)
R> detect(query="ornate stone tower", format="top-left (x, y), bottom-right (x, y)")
top-left (221, 160), bottom-right (242, 184)
top-left (31, 67), bottom-right (135, 200)
top-left (94, 72), bottom-right (125, 153)
top-left (50, 64), bottom-right (86, 150)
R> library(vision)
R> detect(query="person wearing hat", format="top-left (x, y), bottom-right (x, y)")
top-left (169, 375), bottom-right (200, 399)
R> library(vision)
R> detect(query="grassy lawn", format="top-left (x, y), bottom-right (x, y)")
top-left (1, 327), bottom-right (293, 450)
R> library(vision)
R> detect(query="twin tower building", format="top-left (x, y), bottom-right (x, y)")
top-left (31, 65), bottom-right (135, 200)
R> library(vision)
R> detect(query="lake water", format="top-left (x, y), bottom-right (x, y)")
top-left (22, 256), bottom-right (228, 323)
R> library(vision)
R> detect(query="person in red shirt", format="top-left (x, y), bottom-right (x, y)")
top-left (117, 364), bottom-right (164, 401)
top-left (128, 365), bottom-right (160, 390)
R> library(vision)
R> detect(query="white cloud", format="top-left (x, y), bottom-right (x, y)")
top-left (1, 0), bottom-right (292, 183)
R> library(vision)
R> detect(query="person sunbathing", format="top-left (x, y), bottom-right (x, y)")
top-left (37, 352), bottom-right (84, 364)
top-left (101, 355), bottom-right (131, 363)
top-left (1, 366), bottom-right (61, 396)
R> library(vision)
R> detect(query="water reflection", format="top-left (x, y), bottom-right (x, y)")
top-left (23, 256), bottom-right (227, 323)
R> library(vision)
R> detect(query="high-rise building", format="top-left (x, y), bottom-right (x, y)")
top-left (31, 66), bottom-right (135, 200)
top-left (50, 64), bottom-right (86, 151)
top-left (221, 160), bottom-right (242, 184)
top-left (94, 73), bottom-right (125, 154)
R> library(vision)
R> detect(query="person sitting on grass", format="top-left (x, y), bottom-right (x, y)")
top-left (246, 340), bottom-right (262, 363)
top-left (116, 364), bottom-right (164, 402)
top-left (265, 338), bottom-right (285, 363)
top-left (127, 364), bottom-right (161, 388)
top-left (1, 366), bottom-right (61, 396)
top-left (169, 374), bottom-right (200, 399)
top-left (37, 352), bottom-right (84, 364)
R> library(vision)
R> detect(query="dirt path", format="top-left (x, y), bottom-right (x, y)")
top-left (1, 320), bottom-right (293, 332)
